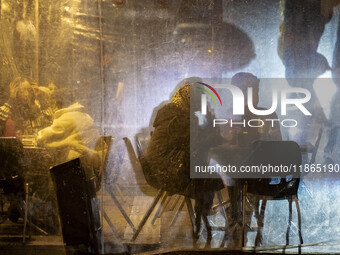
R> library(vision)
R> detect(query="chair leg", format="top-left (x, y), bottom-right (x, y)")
top-left (216, 190), bottom-right (228, 220)
top-left (131, 189), bottom-right (165, 241)
top-left (103, 210), bottom-right (129, 253)
top-left (184, 197), bottom-right (196, 240)
top-left (294, 196), bottom-right (303, 254)
top-left (283, 196), bottom-right (293, 254)
top-left (255, 199), bottom-right (266, 247)
top-left (202, 213), bottom-right (212, 247)
top-left (220, 208), bottom-right (231, 248)
top-left (103, 209), bottom-right (122, 239)
top-left (253, 197), bottom-right (260, 245)
top-left (29, 202), bottom-right (32, 239)
top-left (212, 199), bottom-right (230, 211)
top-left (151, 192), bottom-right (168, 225)
top-left (241, 184), bottom-right (247, 247)
top-left (158, 194), bottom-right (172, 218)
top-left (106, 188), bottom-right (136, 232)
top-left (28, 221), bottom-right (48, 235)
top-left (169, 195), bottom-right (181, 211)
top-left (23, 183), bottom-right (29, 243)
top-left (0, 191), bottom-right (4, 215)
top-left (220, 187), bottom-right (237, 248)
top-left (171, 197), bottom-right (185, 226)
top-left (114, 184), bottom-right (126, 203)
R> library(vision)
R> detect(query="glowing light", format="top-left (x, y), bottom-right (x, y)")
top-left (207, 49), bottom-right (213, 53)
top-left (318, 70), bottom-right (332, 78)
top-left (64, 6), bottom-right (70, 11)
top-left (1, 2), bottom-right (10, 12)
top-left (112, 0), bottom-right (125, 7)
top-left (112, 0), bottom-right (124, 4)
top-left (63, 18), bottom-right (72, 24)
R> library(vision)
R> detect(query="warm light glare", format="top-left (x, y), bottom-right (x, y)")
top-left (1, 2), bottom-right (10, 12)
top-left (63, 18), bottom-right (72, 24)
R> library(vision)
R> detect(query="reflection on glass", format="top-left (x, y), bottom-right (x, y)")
top-left (0, 0), bottom-right (340, 254)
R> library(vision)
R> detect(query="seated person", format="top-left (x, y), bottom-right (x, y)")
top-left (0, 138), bottom-right (25, 223)
top-left (37, 101), bottom-right (106, 190)
top-left (228, 72), bottom-right (282, 146)
top-left (223, 72), bottom-right (282, 246)
top-left (0, 77), bottom-right (54, 137)
top-left (35, 96), bottom-right (105, 234)
top-left (143, 79), bottom-right (224, 245)
top-left (0, 77), bottom-right (54, 222)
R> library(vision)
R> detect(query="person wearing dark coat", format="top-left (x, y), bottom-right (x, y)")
top-left (143, 81), bottom-right (224, 245)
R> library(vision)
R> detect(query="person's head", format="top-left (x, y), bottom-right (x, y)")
top-left (48, 83), bottom-right (57, 93)
top-left (231, 72), bottom-right (260, 106)
top-left (32, 86), bottom-right (54, 111)
top-left (171, 83), bottom-right (191, 112)
top-left (10, 77), bottom-right (37, 105)
top-left (45, 83), bottom-right (73, 110)
top-left (170, 77), bottom-right (205, 113)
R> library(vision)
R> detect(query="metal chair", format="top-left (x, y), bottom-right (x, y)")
top-left (100, 136), bottom-right (137, 238)
top-left (124, 136), bottom-right (196, 242)
top-left (241, 141), bottom-right (303, 252)
top-left (300, 127), bottom-right (323, 164)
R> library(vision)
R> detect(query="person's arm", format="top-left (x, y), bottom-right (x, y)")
top-left (0, 99), bottom-right (15, 137)
top-left (0, 99), bottom-right (14, 122)
top-left (36, 115), bottom-right (68, 146)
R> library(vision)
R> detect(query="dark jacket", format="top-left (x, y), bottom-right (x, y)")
top-left (143, 102), bottom-right (223, 197)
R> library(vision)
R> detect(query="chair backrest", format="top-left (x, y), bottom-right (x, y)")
top-left (0, 138), bottom-right (25, 194)
top-left (310, 127), bottom-right (323, 164)
top-left (123, 136), bottom-right (162, 192)
top-left (93, 136), bottom-right (112, 190)
top-left (136, 136), bottom-right (144, 159)
top-left (135, 135), bottom-right (165, 190)
top-left (246, 140), bottom-right (302, 198)
top-left (50, 158), bottom-right (102, 253)
top-left (123, 137), bottom-right (158, 195)
top-left (0, 137), bottom-right (24, 176)
top-left (123, 137), bottom-right (142, 176)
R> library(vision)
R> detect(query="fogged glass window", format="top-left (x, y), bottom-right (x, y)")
top-left (0, 0), bottom-right (340, 254)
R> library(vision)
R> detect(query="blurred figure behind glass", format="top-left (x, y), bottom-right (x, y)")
top-left (143, 79), bottom-right (224, 245)
top-left (0, 77), bottom-right (54, 137)
top-left (37, 99), bottom-right (106, 190)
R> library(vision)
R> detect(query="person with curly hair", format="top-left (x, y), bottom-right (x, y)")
top-left (143, 78), bottom-right (224, 246)
top-left (0, 77), bottom-right (54, 137)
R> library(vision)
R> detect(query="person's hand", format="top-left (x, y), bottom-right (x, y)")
top-left (9, 83), bottom-right (18, 99)
top-left (32, 85), bottom-right (41, 97)
top-left (16, 130), bottom-right (23, 140)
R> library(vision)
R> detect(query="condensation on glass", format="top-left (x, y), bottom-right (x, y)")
top-left (0, 0), bottom-right (340, 254)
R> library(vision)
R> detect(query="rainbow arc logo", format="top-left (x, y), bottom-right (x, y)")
top-left (196, 82), bottom-right (222, 116)
top-left (196, 82), bottom-right (222, 106)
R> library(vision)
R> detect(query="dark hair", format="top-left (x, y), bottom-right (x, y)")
top-left (231, 72), bottom-right (259, 92)
top-left (10, 76), bottom-right (37, 89)
top-left (54, 89), bottom-right (75, 109)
